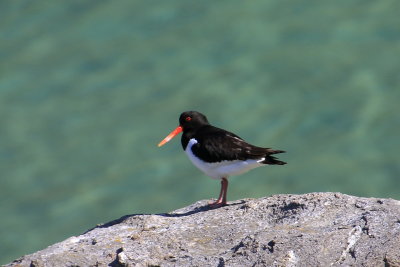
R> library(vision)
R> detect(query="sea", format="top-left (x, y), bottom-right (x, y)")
top-left (1, 0), bottom-right (399, 264)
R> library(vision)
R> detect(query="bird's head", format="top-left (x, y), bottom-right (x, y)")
top-left (158, 111), bottom-right (209, 147)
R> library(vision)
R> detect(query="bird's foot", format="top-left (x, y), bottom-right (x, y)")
top-left (208, 199), bottom-right (227, 208)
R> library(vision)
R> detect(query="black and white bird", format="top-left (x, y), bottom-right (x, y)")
top-left (158, 111), bottom-right (286, 207)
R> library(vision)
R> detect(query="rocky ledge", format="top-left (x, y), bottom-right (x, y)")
top-left (7, 192), bottom-right (400, 267)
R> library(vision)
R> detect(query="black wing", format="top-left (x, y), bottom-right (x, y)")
top-left (192, 125), bottom-right (286, 164)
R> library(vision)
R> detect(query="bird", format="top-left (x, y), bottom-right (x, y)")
top-left (158, 111), bottom-right (286, 207)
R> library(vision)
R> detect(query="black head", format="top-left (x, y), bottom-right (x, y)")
top-left (158, 111), bottom-right (210, 147)
top-left (179, 111), bottom-right (209, 131)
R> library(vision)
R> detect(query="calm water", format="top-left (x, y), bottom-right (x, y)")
top-left (1, 0), bottom-right (399, 264)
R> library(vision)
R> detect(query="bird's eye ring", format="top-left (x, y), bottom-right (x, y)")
top-left (185, 116), bottom-right (192, 122)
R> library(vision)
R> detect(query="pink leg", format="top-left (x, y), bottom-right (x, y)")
top-left (209, 177), bottom-right (228, 207)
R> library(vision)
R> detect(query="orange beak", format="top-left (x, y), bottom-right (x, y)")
top-left (158, 126), bottom-right (183, 147)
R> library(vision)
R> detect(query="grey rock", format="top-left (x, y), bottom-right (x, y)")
top-left (5, 193), bottom-right (400, 267)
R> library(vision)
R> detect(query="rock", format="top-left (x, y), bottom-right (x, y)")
top-left (6, 193), bottom-right (400, 266)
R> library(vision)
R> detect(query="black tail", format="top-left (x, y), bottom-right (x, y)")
top-left (262, 149), bottom-right (286, 165)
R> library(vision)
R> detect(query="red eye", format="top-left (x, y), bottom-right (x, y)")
top-left (185, 116), bottom-right (192, 122)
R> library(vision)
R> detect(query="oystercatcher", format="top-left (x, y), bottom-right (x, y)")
top-left (158, 111), bottom-right (286, 207)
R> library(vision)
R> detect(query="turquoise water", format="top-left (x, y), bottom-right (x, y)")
top-left (1, 0), bottom-right (399, 264)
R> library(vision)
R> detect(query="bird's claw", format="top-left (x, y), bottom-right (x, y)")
top-left (208, 199), bottom-right (227, 208)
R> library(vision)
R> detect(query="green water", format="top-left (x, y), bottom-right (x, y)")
top-left (1, 0), bottom-right (399, 264)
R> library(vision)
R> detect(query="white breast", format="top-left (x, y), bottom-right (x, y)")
top-left (184, 138), bottom-right (265, 179)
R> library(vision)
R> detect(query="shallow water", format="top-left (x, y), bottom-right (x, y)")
top-left (1, 0), bottom-right (399, 264)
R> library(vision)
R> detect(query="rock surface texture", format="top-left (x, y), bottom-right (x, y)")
top-left (6, 193), bottom-right (400, 267)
